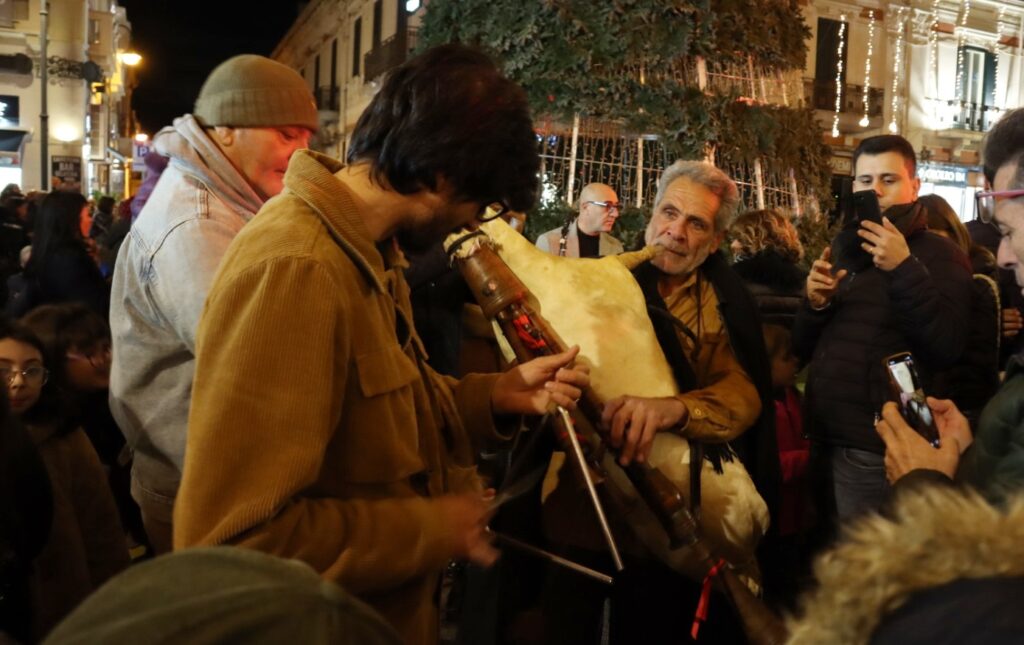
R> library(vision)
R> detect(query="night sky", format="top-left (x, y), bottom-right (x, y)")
top-left (118, 0), bottom-right (303, 135)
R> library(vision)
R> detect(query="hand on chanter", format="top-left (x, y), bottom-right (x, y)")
top-left (438, 493), bottom-right (498, 567)
top-left (491, 346), bottom-right (590, 416)
top-left (601, 396), bottom-right (688, 466)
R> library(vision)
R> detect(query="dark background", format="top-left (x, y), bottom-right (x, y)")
top-left (118, 1), bottom-right (303, 135)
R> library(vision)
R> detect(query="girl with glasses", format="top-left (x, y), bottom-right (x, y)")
top-left (0, 319), bottom-right (128, 639)
top-left (21, 304), bottom-right (148, 558)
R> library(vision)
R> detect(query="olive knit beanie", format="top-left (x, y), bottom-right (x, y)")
top-left (43, 547), bottom-right (402, 645)
top-left (194, 54), bottom-right (319, 131)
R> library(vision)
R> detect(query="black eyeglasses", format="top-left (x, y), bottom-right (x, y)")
top-left (0, 365), bottom-right (48, 387)
top-left (477, 201), bottom-right (510, 223)
top-left (585, 200), bottom-right (622, 212)
top-left (976, 189), bottom-right (1024, 224)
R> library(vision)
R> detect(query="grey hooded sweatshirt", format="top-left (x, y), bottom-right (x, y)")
top-left (109, 115), bottom-right (265, 505)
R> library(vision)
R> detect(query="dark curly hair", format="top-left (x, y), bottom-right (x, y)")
top-left (347, 44), bottom-right (540, 212)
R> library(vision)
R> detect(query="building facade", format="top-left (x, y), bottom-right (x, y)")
top-left (273, 0), bottom-right (424, 161)
top-left (0, 0), bottom-right (137, 196)
top-left (804, 0), bottom-right (1024, 220)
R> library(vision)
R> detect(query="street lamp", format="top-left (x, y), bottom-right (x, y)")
top-left (119, 51), bottom-right (141, 66)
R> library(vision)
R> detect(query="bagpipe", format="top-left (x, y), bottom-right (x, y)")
top-left (443, 219), bottom-right (786, 644)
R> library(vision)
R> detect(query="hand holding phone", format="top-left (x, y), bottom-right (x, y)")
top-left (858, 217), bottom-right (911, 271)
top-left (883, 352), bottom-right (940, 447)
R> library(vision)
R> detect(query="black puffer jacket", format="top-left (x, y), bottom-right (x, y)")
top-left (932, 274), bottom-right (1000, 427)
top-left (732, 249), bottom-right (807, 330)
top-left (793, 210), bottom-right (972, 454)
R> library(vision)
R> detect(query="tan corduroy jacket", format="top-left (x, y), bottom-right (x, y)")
top-left (175, 150), bottom-right (506, 645)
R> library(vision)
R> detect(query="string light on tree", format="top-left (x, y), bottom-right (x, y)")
top-left (859, 10), bottom-right (875, 127)
top-left (889, 8), bottom-right (906, 134)
top-left (832, 13), bottom-right (847, 138)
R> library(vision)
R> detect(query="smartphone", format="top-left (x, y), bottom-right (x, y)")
top-left (842, 189), bottom-right (882, 228)
top-left (883, 352), bottom-right (940, 447)
top-left (832, 189), bottom-right (883, 272)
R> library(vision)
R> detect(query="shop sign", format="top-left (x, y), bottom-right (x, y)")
top-left (132, 141), bottom-right (150, 171)
top-left (919, 163), bottom-right (969, 186)
top-left (52, 155), bottom-right (82, 186)
top-left (0, 95), bottom-right (18, 127)
top-left (829, 155), bottom-right (852, 175)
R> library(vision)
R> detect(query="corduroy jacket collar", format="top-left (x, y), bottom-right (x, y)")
top-left (281, 149), bottom-right (409, 295)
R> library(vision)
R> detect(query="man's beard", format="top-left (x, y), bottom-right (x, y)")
top-left (396, 228), bottom-right (435, 253)
top-left (396, 217), bottom-right (469, 254)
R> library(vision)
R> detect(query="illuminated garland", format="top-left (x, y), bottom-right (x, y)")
top-left (859, 10), bottom-right (875, 127)
top-left (954, 0), bottom-right (971, 100)
top-left (994, 6), bottom-right (1005, 108)
top-left (832, 13), bottom-right (847, 138)
top-left (889, 8), bottom-right (906, 133)
top-left (928, 0), bottom-right (940, 128)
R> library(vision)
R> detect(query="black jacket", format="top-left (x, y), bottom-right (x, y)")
top-left (634, 252), bottom-right (780, 521)
top-left (793, 211), bottom-right (972, 454)
top-left (732, 249), bottom-right (807, 330)
top-left (27, 246), bottom-right (109, 318)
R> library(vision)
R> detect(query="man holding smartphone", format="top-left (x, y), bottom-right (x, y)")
top-left (877, 108), bottom-right (1024, 505)
top-left (793, 134), bottom-right (972, 521)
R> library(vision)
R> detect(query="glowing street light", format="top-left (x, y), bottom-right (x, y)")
top-left (119, 51), bottom-right (142, 66)
top-left (134, 132), bottom-right (148, 143)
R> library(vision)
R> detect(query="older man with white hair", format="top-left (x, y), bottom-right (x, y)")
top-left (541, 160), bottom-right (779, 644)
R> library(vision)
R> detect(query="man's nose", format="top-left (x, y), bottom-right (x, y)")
top-left (997, 235), bottom-right (1018, 270)
top-left (665, 218), bottom-right (686, 239)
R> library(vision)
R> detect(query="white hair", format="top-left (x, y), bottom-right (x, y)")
top-left (653, 160), bottom-right (741, 232)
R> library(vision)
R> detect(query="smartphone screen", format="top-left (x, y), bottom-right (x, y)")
top-left (884, 353), bottom-right (940, 447)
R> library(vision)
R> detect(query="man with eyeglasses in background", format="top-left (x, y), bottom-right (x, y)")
top-left (877, 106), bottom-right (1024, 504)
top-left (536, 182), bottom-right (625, 257)
top-left (173, 45), bottom-right (589, 645)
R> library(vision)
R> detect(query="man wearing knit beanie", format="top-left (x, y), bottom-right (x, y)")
top-left (108, 54), bottom-right (317, 556)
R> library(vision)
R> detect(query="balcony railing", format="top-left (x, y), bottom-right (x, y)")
top-left (805, 79), bottom-right (884, 117)
top-left (315, 85), bottom-right (340, 112)
top-left (364, 28), bottom-right (418, 82)
top-left (923, 99), bottom-right (1001, 133)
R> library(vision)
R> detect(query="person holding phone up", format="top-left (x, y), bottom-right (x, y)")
top-left (876, 107), bottom-right (1024, 506)
top-left (793, 134), bottom-right (973, 523)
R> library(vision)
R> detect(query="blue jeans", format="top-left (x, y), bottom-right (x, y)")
top-left (831, 446), bottom-right (891, 522)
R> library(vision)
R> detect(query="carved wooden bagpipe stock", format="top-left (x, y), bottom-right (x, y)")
top-left (443, 219), bottom-right (786, 645)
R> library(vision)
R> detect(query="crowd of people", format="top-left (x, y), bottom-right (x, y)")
top-left (2, 42), bottom-right (1024, 645)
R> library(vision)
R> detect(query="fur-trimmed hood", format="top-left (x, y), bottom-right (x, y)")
top-left (786, 486), bottom-right (1024, 644)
